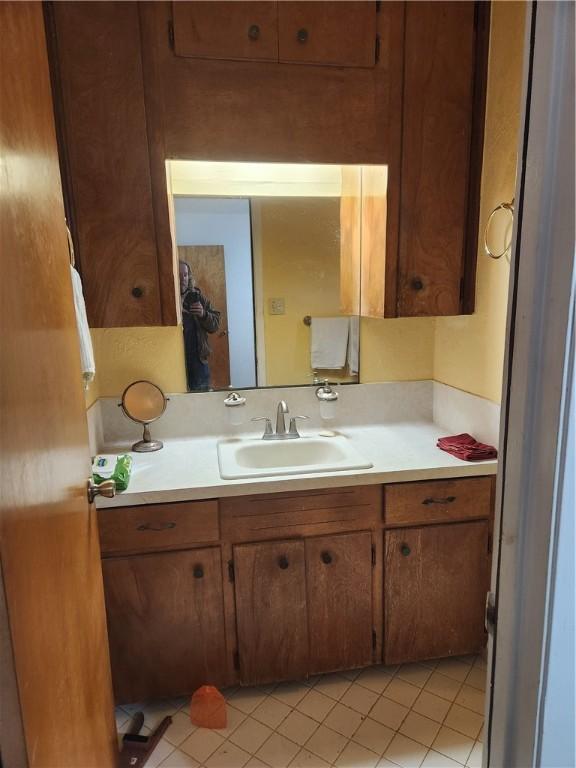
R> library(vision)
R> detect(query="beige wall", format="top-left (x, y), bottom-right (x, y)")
top-left (86, 3), bottom-right (525, 405)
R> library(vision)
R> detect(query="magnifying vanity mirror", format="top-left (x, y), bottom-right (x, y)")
top-left (120, 380), bottom-right (168, 452)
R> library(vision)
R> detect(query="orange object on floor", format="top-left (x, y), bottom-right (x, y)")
top-left (189, 685), bottom-right (227, 729)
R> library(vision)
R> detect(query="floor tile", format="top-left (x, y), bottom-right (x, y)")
top-left (256, 732), bottom-right (301, 768)
top-left (228, 688), bottom-right (269, 715)
top-left (252, 697), bottom-right (292, 730)
top-left (222, 687), bottom-right (239, 701)
top-left (397, 664), bottom-right (433, 689)
top-left (473, 654), bottom-right (487, 670)
top-left (352, 717), bottom-right (395, 756)
top-left (258, 684), bottom-right (278, 695)
top-left (382, 678), bottom-right (420, 708)
top-left (434, 659), bottom-right (471, 683)
top-left (170, 697), bottom-right (190, 712)
top-left (466, 741), bottom-right (483, 768)
top-left (115, 707), bottom-right (129, 731)
top-left (245, 759), bottom-right (268, 768)
top-left (412, 692), bottom-right (451, 724)
top-left (159, 748), bottom-right (200, 767)
top-left (455, 686), bottom-right (485, 716)
top-left (340, 683), bottom-right (379, 715)
top-left (278, 710), bottom-right (319, 746)
top-left (214, 704), bottom-right (248, 739)
top-left (399, 712), bottom-right (442, 748)
top-left (477, 726), bottom-right (484, 744)
top-left (376, 759), bottom-right (401, 767)
top-left (356, 666), bottom-right (394, 694)
top-left (464, 667), bottom-right (486, 692)
top-left (384, 733), bottom-right (427, 768)
top-left (180, 729), bottom-right (225, 764)
top-left (230, 717), bottom-right (274, 753)
top-left (423, 673), bottom-right (462, 702)
top-left (314, 674), bottom-right (352, 701)
top-left (323, 703), bottom-right (364, 738)
top-left (272, 683), bottom-right (310, 708)
top-left (164, 711), bottom-right (197, 747)
top-left (334, 741), bottom-right (380, 767)
top-left (432, 726), bottom-right (474, 765)
top-left (205, 740), bottom-right (251, 768)
top-left (297, 688), bottom-right (336, 722)
top-left (141, 700), bottom-right (182, 730)
top-left (444, 704), bottom-right (483, 740)
top-left (305, 725), bottom-right (348, 764)
top-left (421, 749), bottom-right (463, 767)
top-left (369, 696), bottom-right (409, 731)
top-left (147, 739), bottom-right (176, 768)
top-left (289, 748), bottom-right (331, 767)
top-left (340, 668), bottom-right (362, 682)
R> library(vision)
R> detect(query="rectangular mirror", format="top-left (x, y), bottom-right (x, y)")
top-left (168, 161), bottom-right (387, 392)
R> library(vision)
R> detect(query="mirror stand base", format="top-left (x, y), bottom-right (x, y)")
top-left (132, 438), bottom-right (163, 452)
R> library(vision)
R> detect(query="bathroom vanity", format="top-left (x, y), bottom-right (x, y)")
top-left (97, 473), bottom-right (494, 704)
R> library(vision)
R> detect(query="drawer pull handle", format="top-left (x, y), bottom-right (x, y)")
top-left (401, 544), bottom-right (411, 557)
top-left (321, 551), bottom-right (332, 565)
top-left (297, 28), bottom-right (309, 43)
top-left (278, 555), bottom-right (289, 570)
top-left (136, 522), bottom-right (176, 532)
top-left (248, 24), bottom-right (260, 41)
top-left (422, 496), bottom-right (456, 506)
top-left (193, 565), bottom-right (204, 579)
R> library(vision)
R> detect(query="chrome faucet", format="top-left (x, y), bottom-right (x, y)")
top-left (252, 400), bottom-right (308, 440)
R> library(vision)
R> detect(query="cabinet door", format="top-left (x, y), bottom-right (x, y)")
top-left (278, 1), bottom-right (377, 68)
top-left (234, 540), bottom-right (308, 685)
top-left (172, 2), bottom-right (279, 62)
top-left (306, 532), bottom-right (374, 674)
top-left (397, 1), bottom-right (481, 316)
top-left (49, 2), bottom-right (171, 327)
top-left (102, 548), bottom-right (227, 703)
top-left (384, 522), bottom-right (490, 665)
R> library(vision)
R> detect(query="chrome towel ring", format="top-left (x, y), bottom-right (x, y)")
top-left (484, 198), bottom-right (515, 260)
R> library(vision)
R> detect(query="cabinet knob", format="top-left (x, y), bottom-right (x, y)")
top-left (248, 24), bottom-right (260, 41)
top-left (321, 551), bottom-right (332, 565)
top-left (297, 28), bottom-right (309, 44)
top-left (132, 286), bottom-right (144, 298)
top-left (278, 555), bottom-right (289, 570)
top-left (401, 544), bottom-right (411, 557)
top-left (193, 565), bottom-right (204, 579)
top-left (410, 277), bottom-right (424, 291)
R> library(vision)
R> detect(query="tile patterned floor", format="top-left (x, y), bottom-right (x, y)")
top-left (116, 654), bottom-right (486, 768)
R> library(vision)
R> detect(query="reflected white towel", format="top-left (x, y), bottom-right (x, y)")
top-left (348, 316), bottom-right (360, 375)
top-left (70, 266), bottom-right (95, 388)
top-left (311, 317), bottom-right (350, 369)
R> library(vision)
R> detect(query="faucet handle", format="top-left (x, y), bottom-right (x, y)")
top-left (251, 416), bottom-right (273, 437)
top-left (288, 415), bottom-right (309, 436)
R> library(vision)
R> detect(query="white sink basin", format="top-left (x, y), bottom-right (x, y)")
top-left (217, 434), bottom-right (373, 479)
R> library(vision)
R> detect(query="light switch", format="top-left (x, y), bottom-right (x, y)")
top-left (268, 297), bottom-right (286, 315)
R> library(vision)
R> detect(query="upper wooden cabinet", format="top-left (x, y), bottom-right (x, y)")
top-left (278, 2), bottom-right (378, 68)
top-left (172, 2), bottom-right (279, 62)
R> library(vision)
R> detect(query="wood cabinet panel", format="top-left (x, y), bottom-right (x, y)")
top-left (278, 2), bottom-right (377, 68)
top-left (398, 1), bottom-right (479, 316)
top-left (234, 540), bottom-right (308, 685)
top-left (384, 521), bottom-right (490, 664)
top-left (49, 1), bottom-right (175, 327)
top-left (384, 477), bottom-right (493, 527)
top-left (98, 500), bottom-right (219, 556)
top-left (221, 485), bottom-right (381, 542)
top-left (173, 2), bottom-right (279, 62)
top-left (102, 548), bottom-right (227, 703)
top-left (306, 532), bottom-right (374, 674)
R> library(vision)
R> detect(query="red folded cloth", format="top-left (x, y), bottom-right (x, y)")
top-left (437, 433), bottom-right (497, 462)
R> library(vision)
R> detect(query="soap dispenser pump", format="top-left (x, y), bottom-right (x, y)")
top-left (316, 380), bottom-right (338, 420)
top-left (223, 392), bottom-right (246, 426)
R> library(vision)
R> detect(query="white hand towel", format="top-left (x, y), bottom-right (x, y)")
top-left (347, 315), bottom-right (360, 375)
top-left (70, 265), bottom-right (95, 389)
top-left (311, 317), bottom-right (350, 369)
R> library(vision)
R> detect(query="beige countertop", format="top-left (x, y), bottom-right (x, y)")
top-left (96, 421), bottom-right (497, 509)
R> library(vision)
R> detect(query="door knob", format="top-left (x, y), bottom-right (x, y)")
top-left (87, 478), bottom-right (116, 504)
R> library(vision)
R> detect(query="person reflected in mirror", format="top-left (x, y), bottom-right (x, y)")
top-left (179, 260), bottom-right (221, 391)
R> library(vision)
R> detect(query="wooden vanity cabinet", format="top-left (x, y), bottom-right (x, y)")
top-left (102, 547), bottom-right (227, 704)
top-left (383, 477), bottom-right (494, 665)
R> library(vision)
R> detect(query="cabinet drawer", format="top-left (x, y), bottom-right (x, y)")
top-left (98, 500), bottom-right (219, 556)
top-left (384, 477), bottom-right (493, 527)
top-left (221, 485), bottom-right (381, 542)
